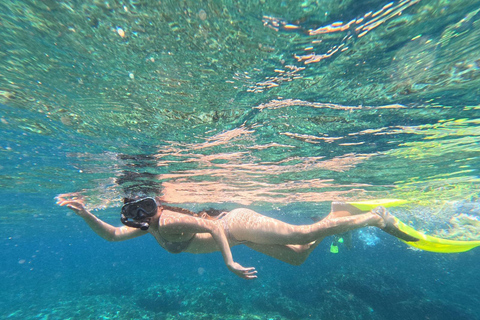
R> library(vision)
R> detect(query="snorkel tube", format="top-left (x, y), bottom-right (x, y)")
top-left (121, 214), bottom-right (151, 230)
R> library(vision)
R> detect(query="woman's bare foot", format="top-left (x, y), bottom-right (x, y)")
top-left (371, 206), bottom-right (419, 242)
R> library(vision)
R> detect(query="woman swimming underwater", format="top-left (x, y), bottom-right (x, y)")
top-left (56, 196), bottom-right (446, 279)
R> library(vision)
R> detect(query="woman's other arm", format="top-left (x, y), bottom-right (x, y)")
top-left (161, 213), bottom-right (257, 279)
top-left (56, 195), bottom-right (146, 242)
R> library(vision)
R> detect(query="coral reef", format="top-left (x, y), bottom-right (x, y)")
top-left (1, 264), bottom-right (477, 320)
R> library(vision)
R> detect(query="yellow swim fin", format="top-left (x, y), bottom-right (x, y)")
top-left (347, 199), bottom-right (409, 211)
top-left (347, 199), bottom-right (480, 253)
top-left (393, 217), bottom-right (480, 253)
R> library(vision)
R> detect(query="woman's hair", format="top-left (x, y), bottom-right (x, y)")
top-left (162, 205), bottom-right (225, 220)
top-left (199, 208), bottom-right (224, 217)
top-left (123, 197), bottom-right (225, 220)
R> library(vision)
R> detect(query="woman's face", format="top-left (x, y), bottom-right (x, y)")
top-left (122, 198), bottom-right (158, 220)
top-left (120, 197), bottom-right (160, 230)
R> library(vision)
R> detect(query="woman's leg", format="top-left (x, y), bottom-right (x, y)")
top-left (245, 240), bottom-right (324, 266)
top-left (224, 206), bottom-right (384, 246)
top-left (223, 203), bottom-right (382, 265)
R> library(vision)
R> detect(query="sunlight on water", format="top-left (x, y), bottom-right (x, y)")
top-left (0, 0), bottom-right (479, 228)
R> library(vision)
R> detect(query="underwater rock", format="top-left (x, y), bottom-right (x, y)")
top-left (249, 289), bottom-right (311, 319)
top-left (262, 277), bottom-right (383, 320)
top-left (393, 299), bottom-right (474, 320)
top-left (182, 285), bottom-right (240, 315)
top-left (137, 284), bottom-right (185, 313)
top-left (331, 271), bottom-right (475, 320)
top-left (137, 282), bottom-right (241, 315)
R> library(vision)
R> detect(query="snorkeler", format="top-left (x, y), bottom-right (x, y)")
top-left (57, 195), bottom-right (429, 279)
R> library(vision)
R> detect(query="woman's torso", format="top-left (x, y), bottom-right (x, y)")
top-left (148, 209), bottom-right (218, 254)
top-left (150, 209), bottom-right (240, 254)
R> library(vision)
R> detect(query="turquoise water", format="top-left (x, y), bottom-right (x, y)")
top-left (1, 0), bottom-right (480, 319)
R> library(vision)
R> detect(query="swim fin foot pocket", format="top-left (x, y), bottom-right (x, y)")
top-left (372, 206), bottom-right (420, 242)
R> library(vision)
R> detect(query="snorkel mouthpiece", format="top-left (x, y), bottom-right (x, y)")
top-left (121, 214), bottom-right (150, 230)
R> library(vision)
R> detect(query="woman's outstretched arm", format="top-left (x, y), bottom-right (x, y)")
top-left (56, 195), bottom-right (147, 242)
top-left (161, 212), bottom-right (257, 280)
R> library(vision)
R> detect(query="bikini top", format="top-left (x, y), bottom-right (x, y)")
top-left (155, 232), bottom-right (195, 254)
top-left (153, 205), bottom-right (196, 254)
top-left (154, 204), bottom-right (225, 253)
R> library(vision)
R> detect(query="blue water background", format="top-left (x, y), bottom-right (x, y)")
top-left (1, 191), bottom-right (479, 319)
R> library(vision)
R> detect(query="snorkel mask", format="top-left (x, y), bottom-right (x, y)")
top-left (121, 197), bottom-right (158, 230)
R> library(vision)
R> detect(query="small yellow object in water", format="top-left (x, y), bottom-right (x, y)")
top-left (283, 24), bottom-right (300, 30)
top-left (117, 27), bottom-right (126, 38)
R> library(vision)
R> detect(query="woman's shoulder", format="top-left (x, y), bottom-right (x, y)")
top-left (162, 204), bottom-right (228, 220)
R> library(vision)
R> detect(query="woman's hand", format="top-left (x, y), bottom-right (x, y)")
top-left (228, 262), bottom-right (257, 280)
top-left (56, 194), bottom-right (89, 218)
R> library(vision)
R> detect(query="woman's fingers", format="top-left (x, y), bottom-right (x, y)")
top-left (56, 197), bottom-right (84, 208)
top-left (244, 272), bottom-right (257, 279)
top-left (57, 199), bottom-right (69, 206)
top-left (56, 192), bottom-right (81, 199)
top-left (57, 199), bottom-right (77, 207)
top-left (67, 203), bottom-right (84, 211)
top-left (56, 199), bottom-right (87, 216)
top-left (239, 266), bottom-right (257, 280)
top-left (55, 193), bottom-right (84, 205)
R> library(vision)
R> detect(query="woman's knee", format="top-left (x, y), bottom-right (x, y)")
top-left (285, 245), bottom-right (310, 265)
top-left (289, 225), bottom-right (315, 244)
top-left (287, 257), bottom-right (306, 266)
top-left (286, 250), bottom-right (309, 266)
